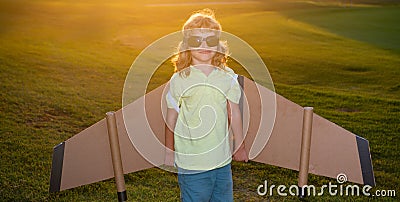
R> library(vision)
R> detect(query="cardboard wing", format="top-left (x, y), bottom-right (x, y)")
top-left (49, 76), bottom-right (374, 192)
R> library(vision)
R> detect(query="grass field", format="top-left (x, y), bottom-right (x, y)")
top-left (0, 0), bottom-right (399, 201)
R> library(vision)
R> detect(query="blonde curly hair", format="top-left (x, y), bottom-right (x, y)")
top-left (171, 9), bottom-right (229, 77)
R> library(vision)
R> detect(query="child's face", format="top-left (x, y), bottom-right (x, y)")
top-left (188, 30), bottom-right (219, 65)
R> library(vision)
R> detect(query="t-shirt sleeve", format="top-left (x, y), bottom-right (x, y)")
top-left (166, 75), bottom-right (180, 112)
top-left (226, 74), bottom-right (241, 104)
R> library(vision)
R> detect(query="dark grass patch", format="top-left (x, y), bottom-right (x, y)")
top-left (342, 66), bottom-right (371, 73)
top-left (336, 108), bottom-right (361, 113)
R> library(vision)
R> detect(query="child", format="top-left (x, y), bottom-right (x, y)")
top-left (164, 8), bottom-right (248, 202)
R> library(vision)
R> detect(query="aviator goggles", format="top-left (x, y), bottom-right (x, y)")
top-left (187, 35), bottom-right (219, 47)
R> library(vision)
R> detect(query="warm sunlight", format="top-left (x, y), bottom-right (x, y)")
top-left (1, 0), bottom-right (399, 201)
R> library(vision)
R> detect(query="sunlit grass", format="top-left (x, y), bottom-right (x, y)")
top-left (0, 0), bottom-right (399, 201)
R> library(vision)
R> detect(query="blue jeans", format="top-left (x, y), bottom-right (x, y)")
top-left (177, 164), bottom-right (233, 202)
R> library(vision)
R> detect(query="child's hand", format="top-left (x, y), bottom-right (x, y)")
top-left (233, 145), bottom-right (249, 162)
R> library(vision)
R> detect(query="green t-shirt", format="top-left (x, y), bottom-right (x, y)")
top-left (166, 66), bottom-right (241, 170)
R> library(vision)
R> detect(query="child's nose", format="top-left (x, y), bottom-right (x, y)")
top-left (200, 40), bottom-right (208, 48)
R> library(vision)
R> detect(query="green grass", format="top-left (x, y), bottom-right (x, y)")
top-left (0, 0), bottom-right (399, 201)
